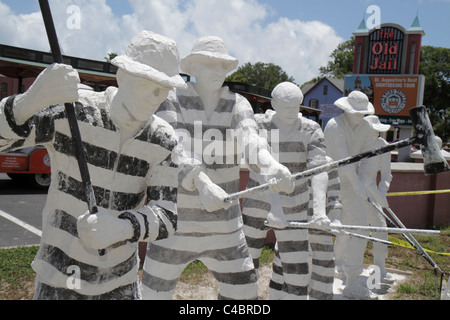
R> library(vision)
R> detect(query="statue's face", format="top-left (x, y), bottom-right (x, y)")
top-left (345, 112), bottom-right (366, 127)
top-left (118, 70), bottom-right (171, 120)
top-left (272, 99), bottom-right (299, 126)
top-left (191, 60), bottom-right (229, 91)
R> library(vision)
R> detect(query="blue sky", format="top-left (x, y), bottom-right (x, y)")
top-left (260, 0), bottom-right (449, 47)
top-left (0, 0), bottom-right (449, 85)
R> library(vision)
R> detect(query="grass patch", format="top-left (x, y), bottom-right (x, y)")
top-left (179, 260), bottom-right (209, 283)
top-left (365, 225), bottom-right (450, 300)
top-left (0, 246), bottom-right (38, 300)
top-left (1, 229), bottom-right (448, 300)
top-left (260, 244), bottom-right (275, 265)
top-left (179, 245), bottom-right (275, 283)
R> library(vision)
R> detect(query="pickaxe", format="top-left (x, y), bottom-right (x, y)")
top-left (225, 105), bottom-right (450, 203)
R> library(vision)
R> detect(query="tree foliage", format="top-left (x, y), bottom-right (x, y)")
top-left (319, 37), bottom-right (355, 79)
top-left (419, 46), bottom-right (450, 142)
top-left (105, 52), bottom-right (118, 62)
top-left (225, 62), bottom-right (295, 92)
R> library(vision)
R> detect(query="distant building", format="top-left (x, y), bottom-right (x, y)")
top-left (1, 44), bottom-right (321, 126)
top-left (0, 43), bottom-right (191, 96)
top-left (302, 77), bottom-right (344, 130)
top-left (224, 81), bottom-right (272, 114)
top-left (0, 44), bottom-right (119, 94)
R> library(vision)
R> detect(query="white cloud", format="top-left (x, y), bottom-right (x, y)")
top-left (0, 0), bottom-right (343, 85)
top-left (124, 0), bottom-right (344, 85)
top-left (0, 2), bottom-right (47, 51)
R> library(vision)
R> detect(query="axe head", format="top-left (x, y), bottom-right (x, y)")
top-left (410, 106), bottom-right (450, 175)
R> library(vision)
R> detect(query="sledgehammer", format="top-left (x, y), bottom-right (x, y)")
top-left (225, 106), bottom-right (450, 202)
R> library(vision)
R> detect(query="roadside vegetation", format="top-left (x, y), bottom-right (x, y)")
top-left (1, 227), bottom-right (448, 300)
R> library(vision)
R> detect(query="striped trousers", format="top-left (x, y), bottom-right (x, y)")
top-left (140, 229), bottom-right (258, 300)
top-left (242, 185), bottom-right (335, 300)
top-left (242, 195), bottom-right (313, 300)
top-left (243, 226), bottom-right (335, 300)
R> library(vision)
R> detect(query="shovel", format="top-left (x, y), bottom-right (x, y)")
top-left (225, 106), bottom-right (450, 203)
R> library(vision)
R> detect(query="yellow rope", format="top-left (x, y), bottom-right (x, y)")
top-left (387, 189), bottom-right (450, 197)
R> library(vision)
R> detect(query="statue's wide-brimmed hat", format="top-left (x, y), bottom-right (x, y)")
top-left (180, 36), bottom-right (239, 75)
top-left (334, 90), bottom-right (375, 115)
top-left (365, 115), bottom-right (391, 132)
top-left (111, 30), bottom-right (187, 89)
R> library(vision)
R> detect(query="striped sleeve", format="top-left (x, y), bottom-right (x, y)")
top-left (231, 95), bottom-right (269, 170)
top-left (142, 118), bottom-right (179, 242)
top-left (156, 91), bottom-right (206, 192)
top-left (122, 151), bottom-right (178, 243)
top-left (306, 121), bottom-right (328, 169)
top-left (123, 204), bottom-right (176, 243)
top-left (326, 157), bottom-right (342, 220)
top-left (0, 95), bottom-right (59, 152)
top-left (117, 149), bottom-right (178, 243)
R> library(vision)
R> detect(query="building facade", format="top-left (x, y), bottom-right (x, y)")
top-left (302, 77), bottom-right (344, 130)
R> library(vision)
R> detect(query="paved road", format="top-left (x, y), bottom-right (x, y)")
top-left (0, 173), bottom-right (47, 248)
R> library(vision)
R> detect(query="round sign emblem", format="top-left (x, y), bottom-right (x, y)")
top-left (380, 89), bottom-right (407, 114)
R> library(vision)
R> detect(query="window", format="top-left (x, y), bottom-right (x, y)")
top-left (309, 99), bottom-right (318, 108)
top-left (323, 85), bottom-right (328, 96)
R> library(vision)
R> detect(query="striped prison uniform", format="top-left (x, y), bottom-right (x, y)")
top-left (141, 83), bottom-right (267, 300)
top-left (241, 110), bottom-right (338, 299)
top-left (0, 87), bottom-right (178, 300)
top-left (270, 163), bottom-right (341, 300)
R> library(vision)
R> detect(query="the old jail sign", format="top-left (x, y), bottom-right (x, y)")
top-left (368, 26), bottom-right (404, 74)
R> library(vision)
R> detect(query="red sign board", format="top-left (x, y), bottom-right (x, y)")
top-left (367, 26), bottom-right (404, 74)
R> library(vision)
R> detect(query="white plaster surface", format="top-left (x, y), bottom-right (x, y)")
top-left (332, 266), bottom-right (408, 300)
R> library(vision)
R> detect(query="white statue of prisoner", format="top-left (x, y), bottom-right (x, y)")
top-left (359, 115), bottom-right (393, 282)
top-left (0, 31), bottom-right (186, 299)
top-left (141, 36), bottom-right (294, 300)
top-left (324, 90), bottom-right (379, 299)
top-left (242, 82), bottom-right (340, 299)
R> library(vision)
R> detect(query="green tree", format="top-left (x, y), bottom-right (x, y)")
top-left (105, 52), bottom-right (118, 62)
top-left (226, 62), bottom-right (296, 92)
top-left (319, 37), bottom-right (355, 79)
top-left (419, 46), bottom-right (450, 142)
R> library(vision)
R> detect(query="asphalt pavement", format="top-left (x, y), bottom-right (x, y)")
top-left (0, 173), bottom-right (47, 248)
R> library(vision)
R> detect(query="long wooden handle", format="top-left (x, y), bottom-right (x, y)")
top-left (225, 136), bottom-right (417, 202)
top-left (285, 221), bottom-right (440, 236)
top-left (38, 0), bottom-right (104, 255)
top-left (38, 0), bottom-right (97, 214)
